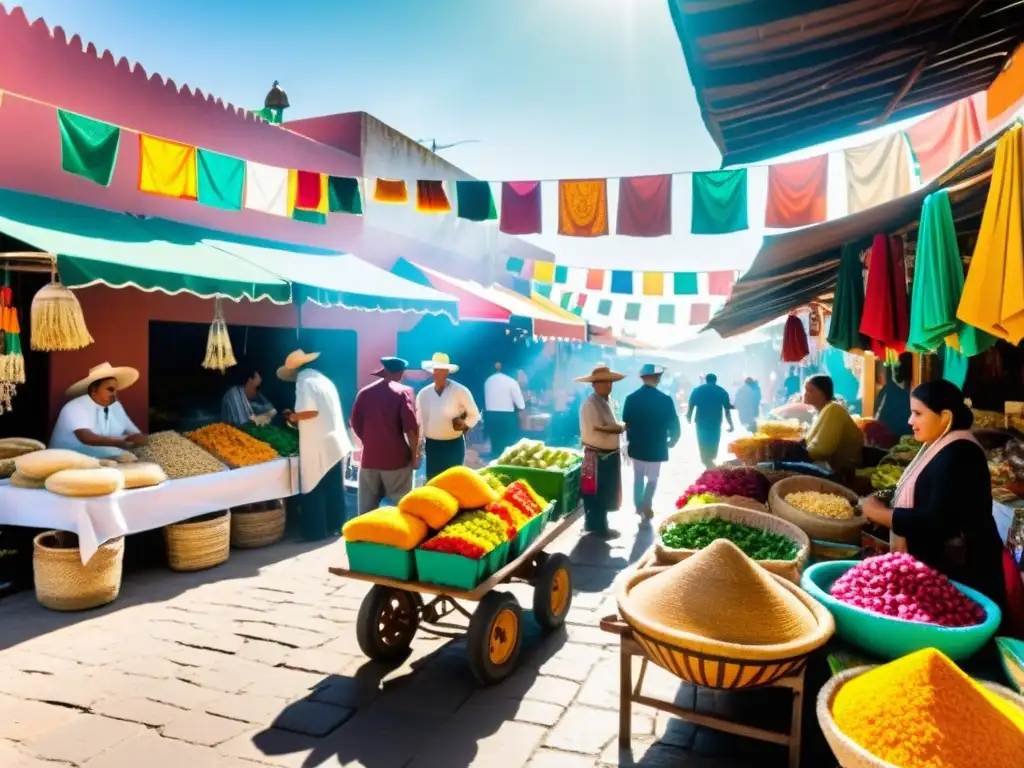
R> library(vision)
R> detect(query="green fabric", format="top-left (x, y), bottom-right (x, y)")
top-left (292, 208), bottom-right (327, 225)
top-left (942, 344), bottom-right (970, 388)
top-left (535, 282), bottom-right (553, 299)
top-left (506, 256), bottom-right (525, 275)
top-left (597, 298), bottom-right (612, 316)
top-left (196, 149), bottom-right (244, 211)
top-left (691, 170), bottom-right (748, 235)
top-left (826, 241), bottom-right (870, 352)
top-left (658, 304), bottom-right (675, 324)
top-left (57, 110), bottom-right (120, 187)
top-left (455, 180), bottom-right (497, 221)
top-left (328, 176), bottom-right (363, 214)
top-left (559, 292), bottom-right (572, 310)
top-left (673, 272), bottom-right (698, 295)
top-left (571, 305), bottom-right (583, 317)
top-left (908, 190), bottom-right (996, 356)
top-left (254, 107), bottom-right (283, 124)
top-left (625, 302), bottom-right (642, 321)
top-left (554, 265), bottom-right (569, 284)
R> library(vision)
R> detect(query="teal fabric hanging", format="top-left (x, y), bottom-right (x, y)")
top-left (691, 170), bottom-right (748, 234)
top-left (942, 344), bottom-right (970, 388)
top-left (196, 149), bottom-right (245, 211)
top-left (827, 240), bottom-right (870, 352)
top-left (57, 110), bottom-right (120, 187)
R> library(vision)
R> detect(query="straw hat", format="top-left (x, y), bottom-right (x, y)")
top-left (423, 352), bottom-right (459, 373)
top-left (574, 363), bottom-right (626, 384)
top-left (277, 349), bottom-right (321, 382)
top-left (66, 363), bottom-right (139, 398)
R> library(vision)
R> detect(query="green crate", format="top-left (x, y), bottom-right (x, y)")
top-left (509, 506), bottom-right (552, 559)
top-left (414, 540), bottom-right (512, 591)
top-left (485, 459), bottom-right (582, 520)
top-left (483, 540), bottom-right (511, 577)
top-left (345, 541), bottom-right (416, 580)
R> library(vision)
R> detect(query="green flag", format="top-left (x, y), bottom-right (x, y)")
top-left (57, 110), bottom-right (120, 186)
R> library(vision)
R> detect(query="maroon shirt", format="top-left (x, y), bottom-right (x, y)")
top-left (350, 378), bottom-right (418, 471)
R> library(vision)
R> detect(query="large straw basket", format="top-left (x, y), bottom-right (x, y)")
top-left (616, 564), bottom-right (834, 690)
top-left (816, 666), bottom-right (1024, 767)
top-left (164, 511), bottom-right (230, 572)
top-left (33, 532), bottom-right (123, 611)
top-left (230, 500), bottom-right (285, 549)
top-left (655, 503), bottom-right (810, 582)
top-left (769, 476), bottom-right (864, 544)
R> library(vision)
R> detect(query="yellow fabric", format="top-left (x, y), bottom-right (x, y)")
top-left (398, 486), bottom-right (459, 529)
top-left (341, 507), bottom-right (428, 550)
top-left (805, 402), bottom-right (864, 478)
top-left (138, 134), bottom-right (198, 199)
top-left (533, 261), bottom-right (555, 284)
top-left (317, 174), bottom-right (329, 214)
top-left (287, 169), bottom-right (298, 216)
top-left (427, 466), bottom-right (499, 509)
top-left (642, 272), bottom-right (664, 296)
top-left (957, 125), bottom-right (1024, 344)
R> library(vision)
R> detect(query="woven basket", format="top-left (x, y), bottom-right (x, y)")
top-left (230, 500), bottom-right (285, 549)
top-left (33, 532), bottom-right (124, 611)
top-left (769, 476), bottom-right (865, 545)
top-left (616, 563), bottom-right (834, 690)
top-left (164, 511), bottom-right (230, 572)
top-left (655, 503), bottom-right (810, 582)
top-left (817, 667), bottom-right (1024, 767)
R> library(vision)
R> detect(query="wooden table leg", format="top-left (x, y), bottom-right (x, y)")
top-left (619, 641), bottom-right (632, 748)
top-left (788, 677), bottom-right (804, 768)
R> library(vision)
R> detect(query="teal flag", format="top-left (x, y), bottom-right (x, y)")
top-left (691, 169), bottom-right (748, 234)
top-left (658, 304), bottom-right (676, 324)
top-left (559, 292), bottom-right (572, 310)
top-left (455, 181), bottom-right (497, 221)
top-left (625, 302), bottom-right (641, 321)
top-left (292, 208), bottom-right (327, 225)
top-left (506, 256), bottom-right (525, 275)
top-left (57, 110), bottom-right (120, 186)
top-left (328, 176), bottom-right (363, 215)
top-left (597, 299), bottom-right (612, 316)
top-left (554, 266), bottom-right (569, 284)
top-left (535, 282), bottom-right (553, 299)
top-left (673, 272), bottom-right (698, 295)
top-left (197, 149), bottom-right (245, 211)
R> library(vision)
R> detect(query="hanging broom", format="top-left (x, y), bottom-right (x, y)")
top-left (202, 297), bottom-right (237, 373)
top-left (30, 273), bottom-right (93, 351)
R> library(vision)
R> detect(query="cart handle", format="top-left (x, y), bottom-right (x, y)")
top-left (599, 614), bottom-right (630, 636)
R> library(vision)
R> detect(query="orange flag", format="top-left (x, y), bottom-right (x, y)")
top-left (558, 179), bottom-right (609, 237)
top-left (764, 155), bottom-right (828, 228)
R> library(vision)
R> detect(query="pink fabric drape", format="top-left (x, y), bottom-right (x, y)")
top-left (500, 181), bottom-right (542, 235)
top-left (906, 98), bottom-right (984, 183)
top-left (616, 174), bottom-right (672, 237)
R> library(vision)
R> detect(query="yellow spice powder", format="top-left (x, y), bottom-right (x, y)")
top-left (832, 648), bottom-right (1024, 768)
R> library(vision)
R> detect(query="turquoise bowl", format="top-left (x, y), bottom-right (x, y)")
top-left (801, 561), bottom-right (1002, 661)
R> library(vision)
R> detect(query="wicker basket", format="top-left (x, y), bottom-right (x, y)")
top-left (617, 564), bottom-right (834, 690)
top-left (655, 503), bottom-right (810, 582)
top-left (164, 511), bottom-right (230, 572)
top-left (769, 476), bottom-right (865, 545)
top-left (33, 532), bottom-right (124, 611)
top-left (230, 500), bottom-right (285, 549)
top-left (817, 666), bottom-right (1024, 767)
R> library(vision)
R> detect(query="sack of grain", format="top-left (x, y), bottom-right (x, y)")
top-left (0, 437), bottom-right (47, 460)
top-left (9, 470), bottom-right (46, 489)
top-left (116, 462), bottom-right (167, 489)
top-left (15, 449), bottom-right (102, 480)
top-left (45, 468), bottom-right (126, 498)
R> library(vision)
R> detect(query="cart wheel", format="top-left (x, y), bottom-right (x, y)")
top-left (356, 586), bottom-right (422, 662)
top-left (533, 552), bottom-right (573, 630)
top-left (467, 591), bottom-right (523, 685)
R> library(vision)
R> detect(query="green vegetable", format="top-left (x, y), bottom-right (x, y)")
top-left (240, 423), bottom-right (299, 456)
top-left (661, 517), bottom-right (799, 561)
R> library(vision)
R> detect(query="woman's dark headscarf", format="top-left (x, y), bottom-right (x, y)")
top-left (806, 374), bottom-right (834, 401)
top-left (911, 380), bottom-right (974, 431)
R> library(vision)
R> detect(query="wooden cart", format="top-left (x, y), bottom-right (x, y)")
top-left (329, 506), bottom-right (582, 685)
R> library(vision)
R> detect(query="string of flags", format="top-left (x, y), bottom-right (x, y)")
top-left (2, 87), bottom-right (989, 234)
top-left (547, 286), bottom-right (721, 327)
top-left (507, 258), bottom-right (738, 298)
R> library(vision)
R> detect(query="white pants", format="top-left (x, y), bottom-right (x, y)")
top-left (632, 460), bottom-right (662, 511)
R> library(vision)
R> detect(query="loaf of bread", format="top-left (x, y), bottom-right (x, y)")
top-left (15, 449), bottom-right (102, 480)
top-left (117, 462), bottom-right (167, 489)
top-left (9, 470), bottom-right (46, 489)
top-left (44, 468), bottom-right (126, 497)
top-left (0, 437), bottom-right (46, 460)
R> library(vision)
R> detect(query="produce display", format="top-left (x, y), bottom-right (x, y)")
top-left (426, 465), bottom-right (500, 509)
top-left (187, 423), bottom-right (279, 468)
top-left (133, 431), bottom-right (225, 480)
top-left (341, 507), bottom-right (428, 550)
top-left (885, 434), bottom-right (923, 466)
top-left (44, 467), bottom-right (125, 498)
top-left (0, 437), bottom-right (45, 460)
top-left (480, 471), bottom-right (510, 494)
top-left (660, 516), bottom-right (799, 561)
top-left (865, 464), bottom-right (903, 490)
top-left (495, 439), bottom-right (581, 470)
top-left (726, 434), bottom-right (800, 463)
top-left (683, 493), bottom-right (721, 507)
top-left (830, 648), bottom-right (1024, 768)
top-left (398, 486), bottom-right (460, 529)
top-left (503, 480), bottom-right (543, 518)
top-left (419, 509), bottom-right (510, 559)
top-left (676, 467), bottom-right (770, 508)
top-left (15, 449), bottom-right (101, 480)
top-left (829, 553), bottom-right (986, 627)
top-left (972, 409), bottom-right (1005, 430)
top-left (240, 423), bottom-right (299, 456)
top-left (757, 420), bottom-right (805, 440)
top-left (785, 491), bottom-right (854, 520)
top-left (852, 417), bottom-right (898, 450)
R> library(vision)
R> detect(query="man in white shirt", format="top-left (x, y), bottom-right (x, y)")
top-left (278, 349), bottom-right (353, 541)
top-left (416, 353), bottom-right (480, 480)
top-left (483, 361), bottom-right (525, 458)
top-left (50, 362), bottom-right (147, 459)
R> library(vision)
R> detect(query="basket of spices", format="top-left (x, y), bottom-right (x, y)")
top-left (230, 499), bottom-right (286, 549)
top-left (817, 649), bottom-right (1024, 768)
top-left (33, 531), bottom-right (124, 611)
top-left (164, 511), bottom-right (231, 572)
top-left (769, 476), bottom-right (865, 544)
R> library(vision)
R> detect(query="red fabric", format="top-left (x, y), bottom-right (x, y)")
top-left (707, 271), bottom-right (736, 296)
top-left (295, 171), bottom-right (322, 210)
top-left (586, 269), bottom-right (605, 291)
top-left (764, 155), bottom-right (828, 228)
top-left (689, 303), bottom-right (711, 325)
top-left (581, 447), bottom-right (597, 496)
top-left (1001, 547), bottom-right (1024, 639)
top-left (616, 174), bottom-right (672, 237)
top-left (860, 234), bottom-right (909, 357)
top-left (577, 293), bottom-right (588, 308)
top-left (500, 181), bottom-right (542, 235)
top-left (906, 98), bottom-right (984, 183)
top-left (781, 315), bottom-right (809, 362)
top-left (416, 180), bottom-right (452, 213)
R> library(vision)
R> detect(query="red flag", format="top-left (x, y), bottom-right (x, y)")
top-left (764, 155), bottom-right (828, 228)
top-left (616, 174), bottom-right (672, 237)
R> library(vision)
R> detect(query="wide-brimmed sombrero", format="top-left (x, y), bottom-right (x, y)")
top-left (66, 363), bottom-right (139, 398)
top-left (277, 349), bottom-right (321, 382)
top-left (423, 352), bottom-right (459, 373)
top-left (574, 363), bottom-right (626, 384)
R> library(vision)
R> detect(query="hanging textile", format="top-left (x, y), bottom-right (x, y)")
top-left (616, 174), bottom-right (672, 237)
top-left (906, 99), bottom-right (983, 184)
top-left (554, 266), bottom-right (569, 284)
top-left (506, 256), bottom-right (525, 275)
top-left (610, 270), bottom-right (634, 295)
top-left (500, 181), bottom-right (542, 235)
top-left (673, 272), bottom-right (698, 295)
top-left (624, 302), bottom-right (642, 321)
top-left (987, 44), bottom-right (1024, 125)
top-left (559, 293), bottom-right (572, 310)
top-left (455, 180), bottom-right (497, 221)
top-left (764, 155), bottom-right (828, 228)
top-left (328, 176), bottom-right (363, 214)
top-left (942, 344), bottom-right (970, 389)
top-left (691, 170), bottom-right (748, 234)
top-left (781, 315), bottom-right (809, 362)
top-left (958, 125), bottom-right (1024, 344)
top-left (658, 305), bottom-right (676, 324)
top-left (689, 303), bottom-right (711, 326)
top-left (827, 241), bottom-right (870, 353)
top-left (535, 283), bottom-right (553, 299)
top-left (533, 261), bottom-right (555, 284)
top-left (642, 272), bottom-right (664, 296)
top-left (707, 271), bottom-right (736, 296)
top-left (585, 269), bottom-right (605, 291)
top-left (558, 180), bottom-right (609, 237)
top-left (860, 235), bottom-right (910, 357)
top-left (57, 110), bottom-right (120, 187)
top-left (138, 134), bottom-right (198, 199)
top-left (595, 299), bottom-right (611, 316)
top-left (416, 180), bottom-right (452, 213)
top-left (196, 149), bottom-right (244, 211)
top-left (243, 161), bottom-right (288, 216)
top-left (844, 133), bottom-right (911, 214)
top-left (909, 189), bottom-right (995, 355)
top-left (295, 170), bottom-right (323, 210)
top-left (374, 178), bottom-right (409, 204)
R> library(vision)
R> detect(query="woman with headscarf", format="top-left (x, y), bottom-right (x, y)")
top-left (576, 363), bottom-right (626, 539)
top-left (862, 381), bottom-right (1007, 609)
top-left (801, 374), bottom-right (864, 481)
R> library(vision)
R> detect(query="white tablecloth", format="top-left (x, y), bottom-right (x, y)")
top-left (0, 458), bottom-right (299, 563)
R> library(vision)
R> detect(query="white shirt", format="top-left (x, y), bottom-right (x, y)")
top-left (295, 369), bottom-right (353, 491)
top-left (484, 372), bottom-right (525, 413)
top-left (50, 395), bottom-right (141, 459)
top-left (416, 381), bottom-right (481, 441)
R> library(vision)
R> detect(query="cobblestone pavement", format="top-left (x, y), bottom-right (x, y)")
top-left (0, 429), bottom-right (806, 767)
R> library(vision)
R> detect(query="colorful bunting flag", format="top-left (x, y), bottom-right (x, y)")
top-left (374, 178), bottom-right (409, 204)
top-left (844, 133), bottom-right (911, 214)
top-left (906, 99), bottom-right (983, 184)
top-left (328, 176), bottom-right (363, 214)
top-left (554, 265), bottom-right (569, 284)
top-left (196, 148), bottom-right (244, 211)
top-left (416, 180), bottom-right (451, 213)
top-left (138, 134), bottom-right (197, 200)
top-left (597, 299), bottom-right (612, 316)
top-left (610, 270), bottom-right (634, 295)
top-left (690, 303), bottom-right (711, 325)
top-left (500, 181), bottom-right (542, 235)
top-left (455, 180), bottom-right (497, 221)
top-left (691, 169), bottom-right (748, 234)
top-left (673, 272), bottom-right (698, 295)
top-left (244, 161), bottom-right (288, 217)
top-left (535, 283), bottom-right (553, 299)
top-left (586, 269), bottom-right (605, 291)
top-left (506, 256), bottom-right (525, 275)
top-left (292, 208), bottom-right (327, 226)
top-left (533, 261), bottom-right (555, 284)
top-left (560, 292), bottom-right (572, 310)
top-left (577, 293), bottom-right (588, 308)
top-left (558, 180), bottom-right (609, 237)
top-left (295, 170), bottom-right (323, 210)
top-left (764, 155), bottom-right (828, 228)
top-left (657, 304), bottom-right (675, 324)
top-left (624, 302), bottom-right (642, 322)
top-left (57, 110), bottom-right (120, 187)
top-left (708, 271), bottom-right (737, 296)
top-left (642, 272), bottom-right (664, 296)
top-left (616, 174), bottom-right (672, 237)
